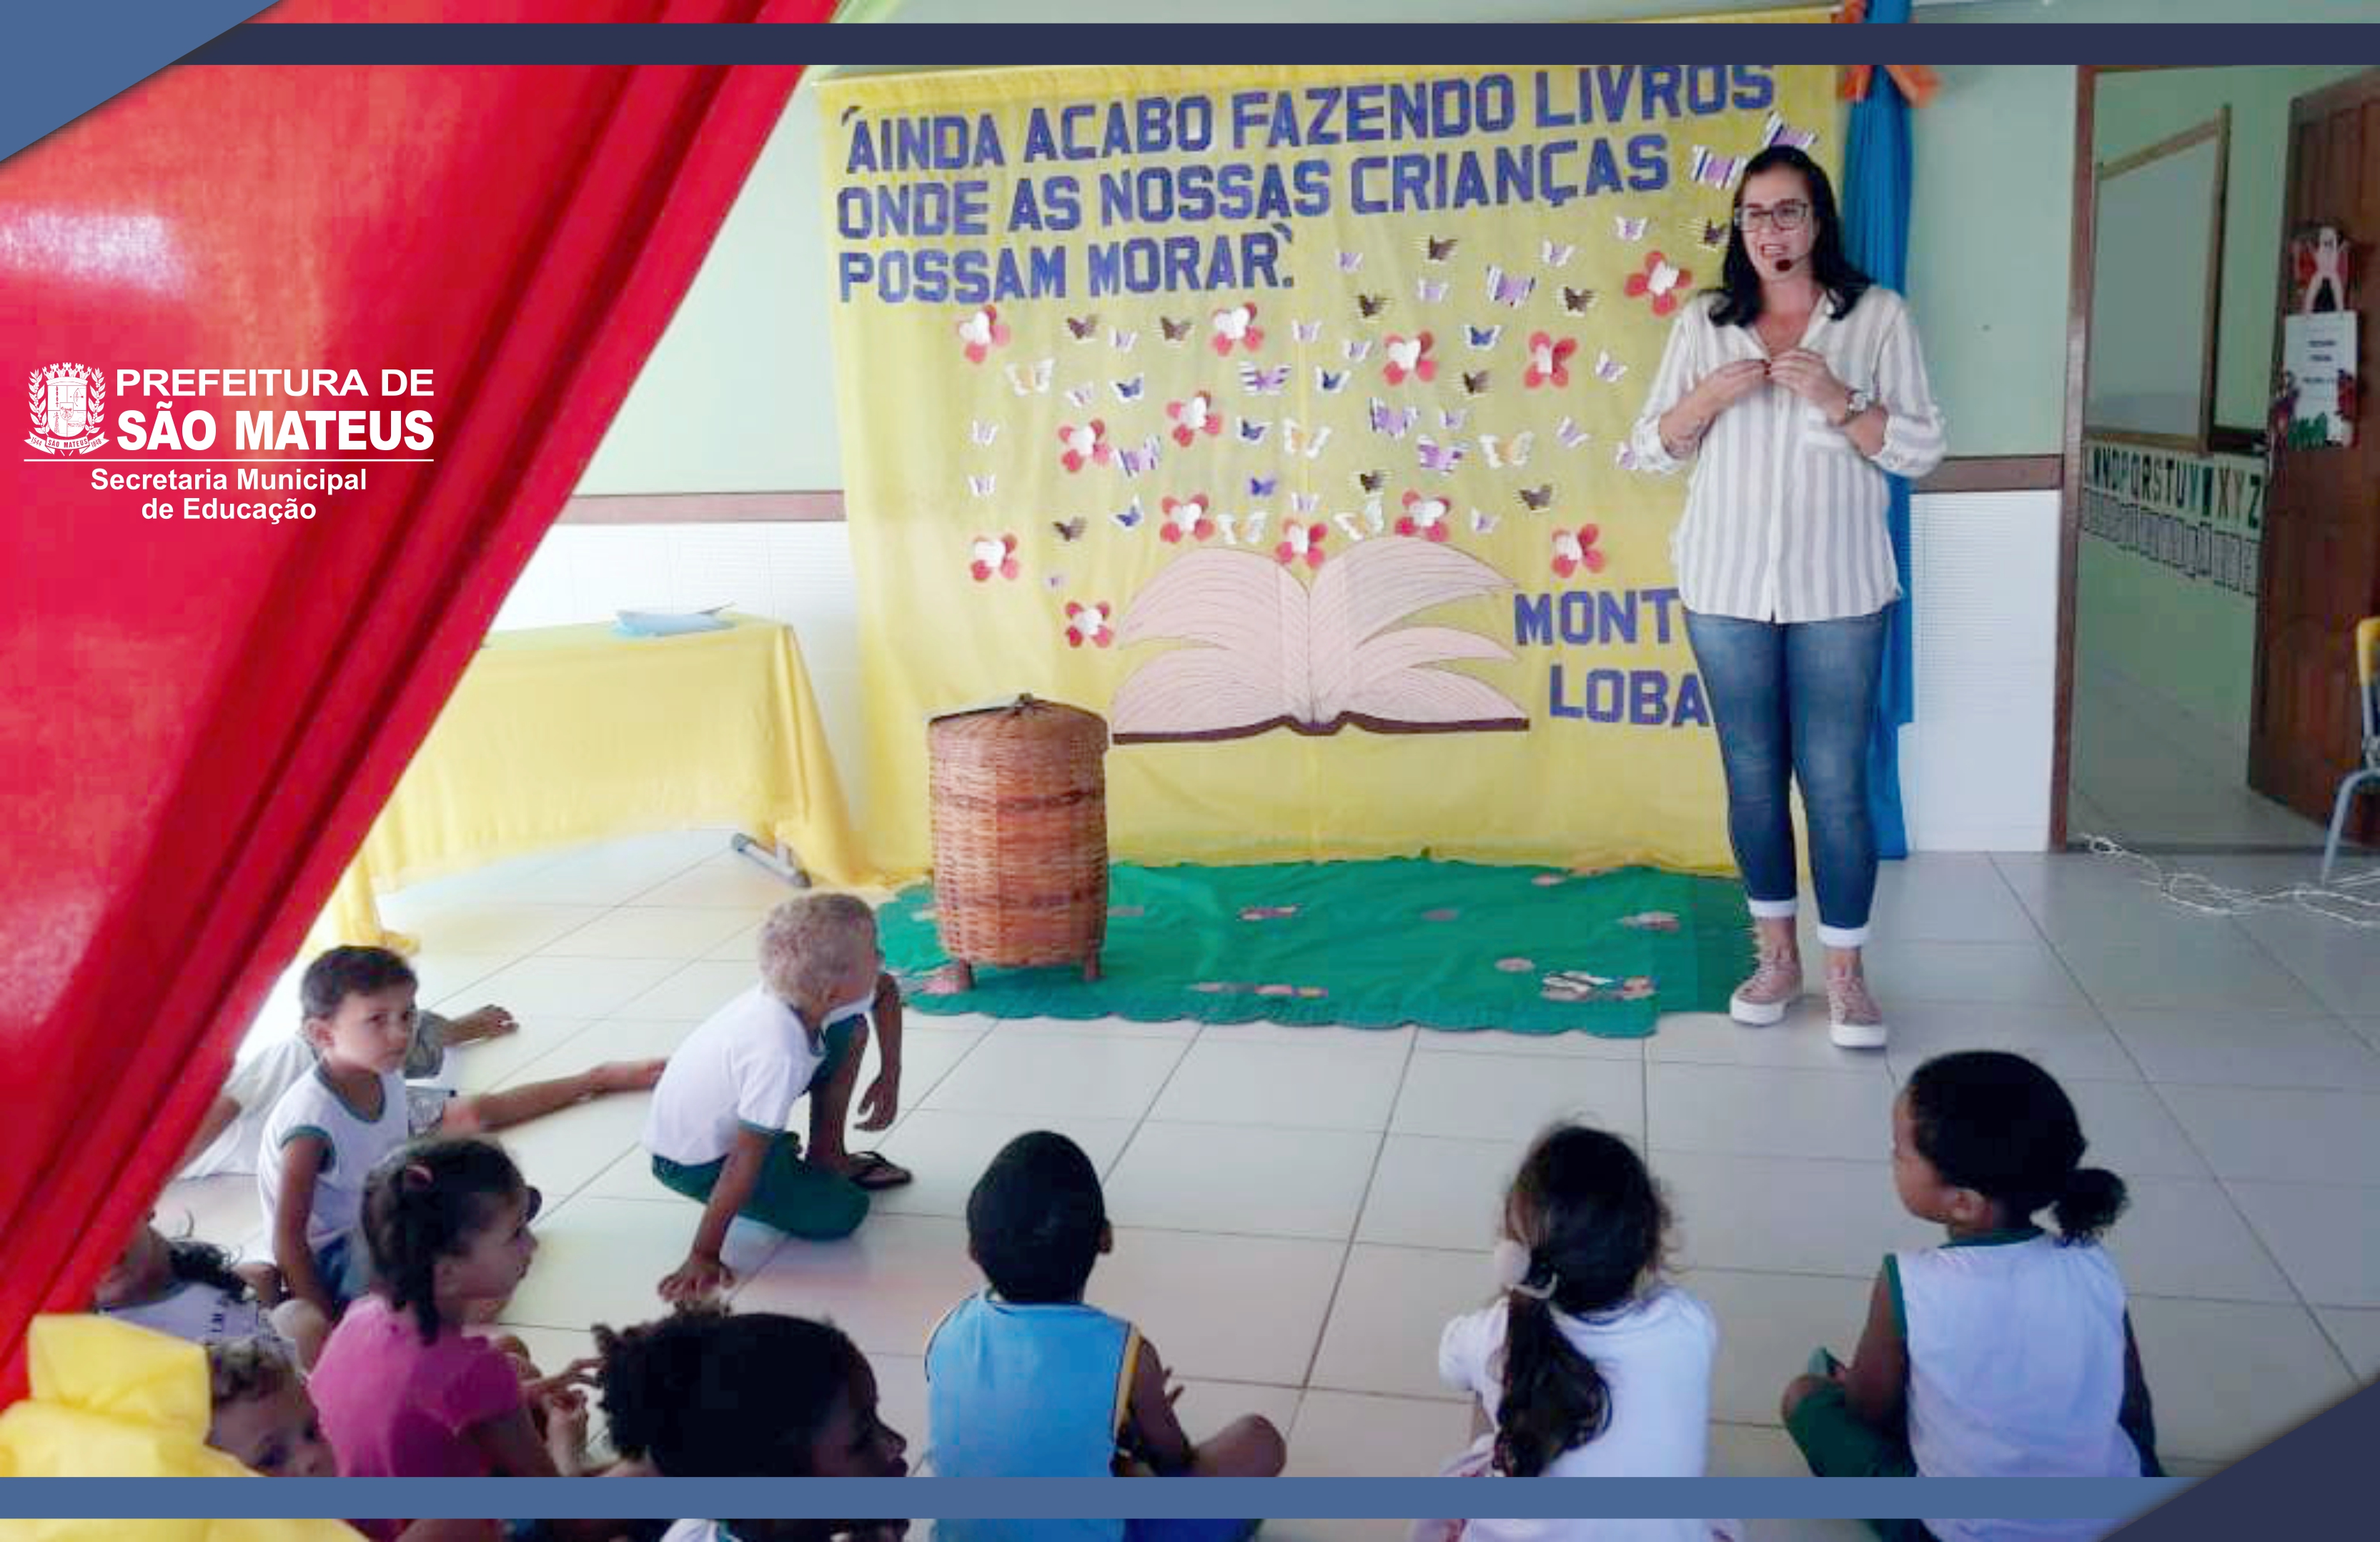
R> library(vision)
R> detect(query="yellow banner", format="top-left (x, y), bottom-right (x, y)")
top-left (823, 64), bottom-right (1839, 879)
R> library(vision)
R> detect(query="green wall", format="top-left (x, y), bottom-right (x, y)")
top-left (2091, 65), bottom-right (2371, 434)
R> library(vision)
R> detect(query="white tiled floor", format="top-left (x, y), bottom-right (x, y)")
top-left (161, 833), bottom-right (2380, 1517)
top-left (2065, 664), bottom-right (2340, 851)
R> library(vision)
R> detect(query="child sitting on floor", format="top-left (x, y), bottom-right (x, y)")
top-left (255, 946), bottom-right (662, 1320)
top-left (926, 1131), bottom-right (1285, 1542)
top-left (1781, 1050), bottom-right (2160, 1542)
top-left (307, 1137), bottom-right (595, 1479)
top-left (1418, 1123), bottom-right (1734, 1542)
top-left (598, 1301), bottom-right (909, 1485)
top-left (95, 1211), bottom-right (329, 1367)
top-left (189, 945), bottom-right (660, 1183)
top-left (644, 894), bottom-right (912, 1303)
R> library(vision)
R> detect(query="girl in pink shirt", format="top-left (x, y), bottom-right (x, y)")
top-left (309, 1136), bottom-right (594, 1479)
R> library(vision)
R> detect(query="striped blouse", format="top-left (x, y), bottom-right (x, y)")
top-left (1627, 284), bottom-right (1948, 624)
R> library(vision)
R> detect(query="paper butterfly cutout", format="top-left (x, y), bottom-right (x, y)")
top-left (1357, 292), bottom-right (1389, 319)
top-left (1112, 499), bottom-right (1145, 531)
top-left (1006, 357), bottom-right (1053, 395)
top-left (1439, 407), bottom-right (1469, 430)
top-left (1111, 327), bottom-right (1139, 352)
top-left (1064, 383), bottom-right (1094, 408)
top-left (1485, 267), bottom-right (1535, 307)
top-left (967, 473), bottom-right (996, 499)
top-left (1466, 324), bottom-right (1502, 350)
top-left (1293, 318), bottom-right (1322, 343)
top-left (1594, 350), bottom-right (1628, 384)
top-left (1417, 436), bottom-right (1467, 475)
top-left (1461, 369), bottom-right (1491, 397)
top-left (1051, 517), bottom-right (1087, 543)
top-left (1689, 146), bottom-right (1743, 190)
top-left (1159, 316), bottom-right (1194, 343)
top-left (1344, 338), bottom-right (1374, 362)
top-left (1355, 469), bottom-right (1387, 494)
top-left (1237, 417), bottom-right (1270, 444)
top-left (1541, 239), bottom-right (1577, 269)
top-left (1470, 507), bottom-right (1501, 535)
top-left (1238, 362), bottom-right (1290, 395)
top-left (1762, 110), bottom-right (1818, 151)
top-left (1614, 216), bottom-right (1648, 242)
top-left (1417, 277), bottom-right (1450, 304)
top-left (1282, 419), bottom-right (1332, 459)
top-left (1315, 367), bottom-right (1349, 394)
top-left (1249, 474), bottom-right (1279, 498)
top-left (1557, 417), bottom-right (1591, 450)
top-left (1291, 492), bottom-right (1320, 516)
top-left (1561, 287), bottom-right (1598, 316)
top-left (1064, 314), bottom-right (1099, 342)
top-left (1368, 398), bottom-right (1417, 439)
top-left (1116, 438), bottom-right (1161, 478)
top-left (1517, 484), bottom-right (1555, 513)
top-left (1481, 431), bottom-right (1534, 470)
top-left (1113, 375), bottom-right (1146, 402)
top-left (1425, 234), bottom-right (1458, 262)
top-left (969, 419), bottom-right (1000, 447)
top-left (1337, 249), bottom-right (1364, 272)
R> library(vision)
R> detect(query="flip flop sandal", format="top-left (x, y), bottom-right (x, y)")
top-left (845, 1150), bottom-right (914, 1190)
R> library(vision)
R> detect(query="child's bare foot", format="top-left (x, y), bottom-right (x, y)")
top-left (591, 1058), bottom-right (667, 1094)
top-left (445, 1005), bottom-right (519, 1045)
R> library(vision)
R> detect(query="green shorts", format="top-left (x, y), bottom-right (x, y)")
top-left (649, 1016), bottom-right (868, 1242)
top-left (1785, 1349), bottom-right (1930, 1542)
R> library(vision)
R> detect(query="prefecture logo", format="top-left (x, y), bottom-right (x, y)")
top-left (26, 363), bottom-right (108, 455)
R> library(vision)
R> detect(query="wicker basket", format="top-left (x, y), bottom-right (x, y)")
top-left (928, 695), bottom-right (1110, 985)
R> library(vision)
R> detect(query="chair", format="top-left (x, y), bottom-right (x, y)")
top-left (2321, 616), bottom-right (2380, 884)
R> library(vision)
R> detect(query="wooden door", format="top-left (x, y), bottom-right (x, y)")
top-left (2251, 68), bottom-right (2380, 841)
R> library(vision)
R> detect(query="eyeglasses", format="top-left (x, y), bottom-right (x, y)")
top-left (1735, 200), bottom-right (1811, 234)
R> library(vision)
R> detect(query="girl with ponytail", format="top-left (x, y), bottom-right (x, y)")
top-left (1783, 1051), bottom-right (2161, 1541)
top-left (1419, 1124), bottom-right (1734, 1542)
top-left (307, 1136), bottom-right (597, 1480)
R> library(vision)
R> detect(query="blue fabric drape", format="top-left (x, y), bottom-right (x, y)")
top-left (1839, 1), bottom-right (1917, 860)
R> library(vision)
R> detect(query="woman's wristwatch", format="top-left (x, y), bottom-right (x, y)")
top-left (1831, 387), bottom-right (1873, 428)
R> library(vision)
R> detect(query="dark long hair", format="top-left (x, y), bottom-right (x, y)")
top-left (360, 1135), bottom-right (530, 1343)
top-left (1709, 145), bottom-right (1873, 328)
top-left (1906, 1051), bottom-right (2128, 1245)
top-left (1494, 1124), bottom-right (1670, 1478)
top-left (598, 1303), bottom-right (869, 1477)
top-left (165, 1235), bottom-right (256, 1302)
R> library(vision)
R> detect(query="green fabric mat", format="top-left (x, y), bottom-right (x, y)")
top-left (881, 858), bottom-right (1750, 1038)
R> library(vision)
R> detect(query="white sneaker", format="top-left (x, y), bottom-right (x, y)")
top-left (1828, 973), bottom-right (1888, 1049)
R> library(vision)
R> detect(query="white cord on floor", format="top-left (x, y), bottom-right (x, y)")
top-left (2080, 835), bottom-right (2380, 929)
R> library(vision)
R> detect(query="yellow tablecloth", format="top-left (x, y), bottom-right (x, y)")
top-left (315, 615), bottom-right (871, 950)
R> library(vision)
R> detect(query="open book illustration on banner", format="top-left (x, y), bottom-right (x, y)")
top-left (1109, 536), bottom-right (1529, 742)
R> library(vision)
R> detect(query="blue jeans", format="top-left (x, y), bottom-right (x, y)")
top-left (1685, 607), bottom-right (1889, 946)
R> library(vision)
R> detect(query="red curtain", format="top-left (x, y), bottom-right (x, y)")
top-left (0, 4), bottom-right (830, 1396)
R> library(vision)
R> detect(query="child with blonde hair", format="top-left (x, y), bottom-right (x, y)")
top-left (643, 893), bottom-right (912, 1302)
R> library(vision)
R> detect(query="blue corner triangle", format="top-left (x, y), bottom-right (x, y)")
top-left (1, 2), bottom-right (276, 164)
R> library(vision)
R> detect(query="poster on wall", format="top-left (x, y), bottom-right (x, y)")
top-left (820, 61), bottom-right (1839, 878)
top-left (2279, 309), bottom-right (2359, 448)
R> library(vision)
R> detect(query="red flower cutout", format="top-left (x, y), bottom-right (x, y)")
top-left (1551, 524), bottom-right (1605, 580)
top-left (1622, 253), bottom-right (1691, 317)
top-left (1056, 419), bottom-right (1111, 474)
top-left (1063, 600), bottom-right (1114, 649)
top-left (1524, 332), bottom-right (1579, 389)
top-left (1274, 521), bottom-right (1329, 569)
top-left (1382, 332), bottom-right (1436, 386)
top-left (1166, 391), bottom-right (1221, 447)
top-left (1397, 489), bottom-right (1452, 542)
top-left (969, 533), bottom-right (1021, 583)
top-left (1159, 494), bottom-right (1215, 544)
top-left (956, 304), bottom-right (1011, 364)
top-left (1209, 302), bottom-right (1263, 355)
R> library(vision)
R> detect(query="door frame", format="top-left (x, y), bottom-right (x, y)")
top-left (2050, 64), bottom-right (2334, 851)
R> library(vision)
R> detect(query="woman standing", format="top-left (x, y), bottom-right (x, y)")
top-left (1627, 146), bottom-right (1947, 1049)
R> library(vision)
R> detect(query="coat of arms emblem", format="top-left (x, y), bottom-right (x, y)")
top-left (27, 364), bottom-right (108, 454)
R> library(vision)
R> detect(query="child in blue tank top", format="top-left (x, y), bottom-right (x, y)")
top-left (926, 1131), bottom-right (1285, 1542)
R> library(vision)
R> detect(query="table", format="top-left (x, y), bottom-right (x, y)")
top-left (315, 615), bottom-right (870, 950)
